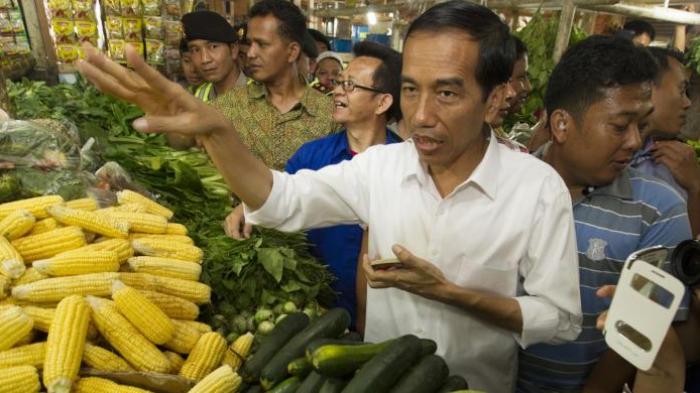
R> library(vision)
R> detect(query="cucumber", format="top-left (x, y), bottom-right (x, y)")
top-left (340, 331), bottom-right (362, 342)
top-left (261, 308), bottom-right (351, 389)
top-left (319, 377), bottom-right (348, 393)
top-left (268, 376), bottom-right (302, 393)
top-left (419, 339), bottom-right (437, 356)
top-left (311, 340), bottom-right (395, 377)
top-left (240, 313), bottom-right (309, 383)
top-left (288, 356), bottom-right (312, 377)
top-left (305, 338), bottom-right (366, 361)
top-left (297, 370), bottom-right (327, 393)
top-left (342, 335), bottom-right (423, 393)
top-left (436, 375), bottom-right (469, 392)
top-left (388, 355), bottom-right (449, 393)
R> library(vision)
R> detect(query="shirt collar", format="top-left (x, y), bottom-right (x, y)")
top-left (247, 82), bottom-right (319, 117)
top-left (402, 127), bottom-right (501, 200)
top-left (631, 138), bottom-right (654, 166)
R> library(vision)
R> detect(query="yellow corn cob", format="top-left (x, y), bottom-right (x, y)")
top-left (14, 268), bottom-right (48, 286)
top-left (11, 226), bottom-right (86, 262)
top-left (117, 190), bottom-right (173, 219)
top-left (33, 251), bottom-right (120, 277)
top-left (177, 320), bottom-right (212, 334)
top-left (82, 343), bottom-right (133, 372)
top-left (0, 195), bottom-right (64, 220)
top-left (11, 272), bottom-right (120, 303)
top-left (0, 275), bottom-right (8, 300)
top-left (118, 272), bottom-right (211, 304)
top-left (43, 295), bottom-right (90, 393)
top-left (0, 257), bottom-right (25, 279)
top-left (29, 218), bottom-right (60, 235)
top-left (0, 237), bottom-right (22, 268)
top-left (47, 205), bottom-right (129, 239)
top-left (15, 329), bottom-right (35, 346)
top-left (0, 342), bottom-right (45, 369)
top-left (163, 319), bottom-right (202, 354)
top-left (98, 203), bottom-right (149, 215)
top-left (131, 238), bottom-right (203, 263)
top-left (111, 280), bottom-right (175, 345)
top-left (64, 198), bottom-right (98, 211)
top-left (0, 306), bottom-right (33, 351)
top-left (188, 365), bottom-right (242, 393)
top-left (221, 332), bottom-right (254, 372)
top-left (128, 234), bottom-right (194, 245)
top-left (0, 365), bottom-right (41, 393)
top-left (98, 212), bottom-right (168, 234)
top-left (60, 238), bottom-right (133, 264)
top-left (126, 256), bottom-right (201, 281)
top-left (137, 289), bottom-right (199, 320)
top-left (86, 296), bottom-right (171, 373)
top-left (0, 209), bottom-right (35, 240)
top-left (179, 332), bottom-right (227, 381)
top-left (164, 351), bottom-right (185, 373)
top-left (22, 306), bottom-right (54, 332)
top-left (165, 223), bottom-right (188, 235)
top-left (74, 377), bottom-right (153, 393)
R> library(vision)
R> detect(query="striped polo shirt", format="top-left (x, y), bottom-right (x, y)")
top-left (516, 162), bottom-right (692, 393)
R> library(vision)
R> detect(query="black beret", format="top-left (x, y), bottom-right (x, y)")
top-left (301, 31), bottom-right (318, 58)
top-left (182, 11), bottom-right (237, 44)
top-left (308, 28), bottom-right (330, 50)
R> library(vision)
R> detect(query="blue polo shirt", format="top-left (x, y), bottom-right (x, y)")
top-left (285, 129), bottom-right (403, 326)
top-left (517, 150), bottom-right (692, 393)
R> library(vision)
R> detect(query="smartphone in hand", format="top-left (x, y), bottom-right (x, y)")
top-left (370, 257), bottom-right (403, 271)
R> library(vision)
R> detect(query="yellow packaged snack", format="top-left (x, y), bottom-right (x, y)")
top-left (123, 17), bottom-right (142, 41)
top-left (51, 19), bottom-right (76, 42)
top-left (142, 0), bottom-right (160, 16)
top-left (56, 44), bottom-right (80, 63)
top-left (0, 19), bottom-right (11, 34)
top-left (71, 0), bottom-right (93, 20)
top-left (143, 16), bottom-right (163, 40)
top-left (163, 20), bottom-right (182, 46)
top-left (105, 16), bottom-right (123, 40)
top-left (163, 0), bottom-right (181, 17)
top-left (108, 39), bottom-right (125, 62)
top-left (120, 0), bottom-right (141, 16)
top-left (102, 0), bottom-right (120, 15)
top-left (146, 39), bottom-right (164, 65)
top-left (47, 0), bottom-right (72, 18)
top-left (75, 20), bottom-right (97, 43)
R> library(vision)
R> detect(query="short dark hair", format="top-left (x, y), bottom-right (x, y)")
top-left (647, 47), bottom-right (685, 84)
top-left (308, 28), bottom-right (331, 51)
top-left (545, 35), bottom-right (658, 122)
top-left (514, 36), bottom-right (527, 61)
top-left (353, 40), bottom-right (403, 122)
top-left (623, 19), bottom-right (656, 41)
top-left (405, 0), bottom-right (515, 100)
top-left (249, 0), bottom-right (307, 47)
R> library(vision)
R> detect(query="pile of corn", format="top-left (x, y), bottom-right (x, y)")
top-left (0, 192), bottom-right (255, 393)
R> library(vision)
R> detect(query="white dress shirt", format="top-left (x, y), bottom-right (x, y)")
top-left (246, 133), bottom-right (582, 393)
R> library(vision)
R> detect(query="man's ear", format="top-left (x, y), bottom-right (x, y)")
top-left (375, 93), bottom-right (393, 117)
top-left (287, 41), bottom-right (301, 63)
top-left (485, 84), bottom-right (505, 113)
top-left (229, 42), bottom-right (239, 61)
top-left (550, 109), bottom-right (575, 144)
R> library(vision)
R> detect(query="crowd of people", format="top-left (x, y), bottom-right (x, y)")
top-left (73, 1), bottom-right (699, 392)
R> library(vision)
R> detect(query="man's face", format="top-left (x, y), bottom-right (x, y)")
top-left (558, 83), bottom-right (652, 187)
top-left (332, 56), bottom-right (384, 125)
top-left (632, 33), bottom-right (652, 47)
top-left (507, 55), bottom-right (531, 114)
top-left (181, 51), bottom-right (203, 86)
top-left (238, 40), bottom-right (251, 76)
top-left (247, 15), bottom-right (298, 83)
top-left (647, 57), bottom-right (691, 137)
top-left (187, 40), bottom-right (238, 83)
top-left (485, 82), bottom-right (515, 127)
top-left (315, 40), bottom-right (329, 53)
top-left (401, 30), bottom-right (492, 169)
top-left (316, 58), bottom-right (342, 91)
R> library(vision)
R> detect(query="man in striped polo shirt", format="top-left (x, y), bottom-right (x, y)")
top-left (517, 36), bottom-right (692, 393)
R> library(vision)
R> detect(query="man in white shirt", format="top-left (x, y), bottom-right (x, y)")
top-left (75, 1), bottom-right (582, 391)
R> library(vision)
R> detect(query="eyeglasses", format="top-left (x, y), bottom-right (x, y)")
top-left (331, 79), bottom-right (385, 94)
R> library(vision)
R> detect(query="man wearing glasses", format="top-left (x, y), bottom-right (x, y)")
top-left (225, 40), bottom-right (403, 329)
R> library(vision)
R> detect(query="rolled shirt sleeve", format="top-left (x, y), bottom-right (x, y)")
top-left (515, 182), bottom-right (583, 348)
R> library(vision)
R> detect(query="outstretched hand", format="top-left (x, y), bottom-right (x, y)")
top-left (76, 42), bottom-right (228, 137)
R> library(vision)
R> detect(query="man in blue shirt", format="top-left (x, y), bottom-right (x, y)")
top-left (516, 36), bottom-right (692, 393)
top-left (225, 40), bottom-right (402, 326)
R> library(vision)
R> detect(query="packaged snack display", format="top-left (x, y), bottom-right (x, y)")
top-left (119, 0), bottom-right (140, 16)
top-left (143, 15), bottom-right (163, 39)
top-left (47, 0), bottom-right (72, 18)
top-left (74, 20), bottom-right (97, 44)
top-left (108, 38), bottom-right (125, 61)
top-left (122, 16), bottom-right (142, 40)
top-left (56, 44), bottom-right (80, 62)
top-left (163, 19), bottom-right (182, 46)
top-left (0, 18), bottom-right (11, 33)
top-left (102, 0), bottom-right (120, 15)
top-left (0, 0), bottom-right (32, 78)
top-left (51, 18), bottom-right (76, 43)
top-left (71, 0), bottom-right (94, 20)
top-left (145, 38), bottom-right (164, 65)
top-left (142, 0), bottom-right (160, 16)
top-left (105, 15), bottom-right (123, 39)
top-left (163, 0), bottom-right (180, 18)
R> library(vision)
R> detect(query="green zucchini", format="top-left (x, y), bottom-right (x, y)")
top-left (268, 376), bottom-right (302, 393)
top-left (261, 308), bottom-right (351, 389)
top-left (436, 375), bottom-right (469, 392)
top-left (319, 377), bottom-right (348, 393)
top-left (288, 356), bottom-right (312, 377)
top-left (305, 338), bottom-right (366, 361)
top-left (297, 370), bottom-right (327, 393)
top-left (311, 340), bottom-right (395, 377)
top-left (419, 338), bottom-right (437, 356)
top-left (388, 355), bottom-right (449, 393)
top-left (342, 335), bottom-right (423, 393)
top-left (240, 313), bottom-right (309, 383)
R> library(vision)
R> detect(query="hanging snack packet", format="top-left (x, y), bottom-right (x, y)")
top-left (163, 0), bottom-right (181, 17)
top-left (145, 39), bottom-right (164, 65)
top-left (108, 39), bottom-right (125, 62)
top-left (56, 44), bottom-right (80, 62)
top-left (120, 0), bottom-right (140, 16)
top-left (51, 19), bottom-right (76, 43)
top-left (143, 16), bottom-right (163, 39)
top-left (163, 20), bottom-right (182, 46)
top-left (142, 0), bottom-right (160, 16)
top-left (123, 17), bottom-right (142, 41)
top-left (71, 0), bottom-right (94, 20)
top-left (102, 0), bottom-right (120, 15)
top-left (47, 0), bottom-right (72, 18)
top-left (74, 20), bottom-right (97, 44)
top-left (105, 15), bottom-right (123, 40)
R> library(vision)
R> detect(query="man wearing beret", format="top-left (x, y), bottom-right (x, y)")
top-left (182, 10), bottom-right (247, 102)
